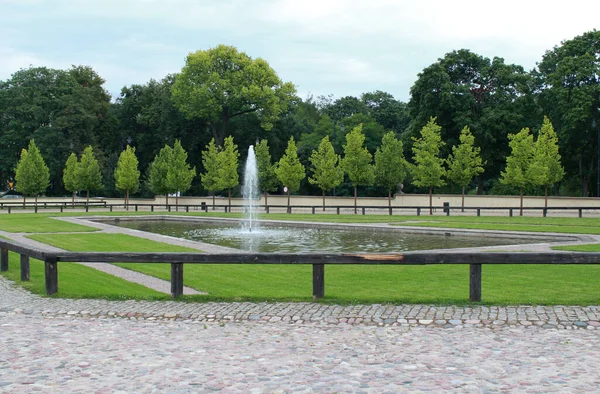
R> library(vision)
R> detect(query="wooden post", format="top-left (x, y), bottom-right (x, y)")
top-left (469, 263), bottom-right (482, 302)
top-left (477, 208), bottom-right (481, 217)
top-left (312, 264), bottom-right (324, 300)
top-left (579, 208), bottom-right (583, 218)
top-left (0, 248), bottom-right (8, 271)
top-left (110, 205), bottom-right (113, 212)
top-left (135, 205), bottom-right (138, 212)
top-left (45, 257), bottom-right (58, 295)
top-left (186, 206), bottom-right (189, 213)
top-left (362, 207), bottom-right (366, 215)
top-left (7, 207), bottom-right (11, 214)
top-left (20, 254), bottom-right (30, 281)
top-left (151, 205), bottom-right (154, 212)
top-left (171, 263), bottom-right (184, 298)
top-left (543, 208), bottom-right (547, 218)
top-left (509, 208), bottom-right (513, 217)
top-left (417, 207), bottom-right (421, 216)
top-left (312, 207), bottom-right (315, 214)
top-left (336, 207), bottom-right (340, 215)
top-left (60, 206), bottom-right (64, 213)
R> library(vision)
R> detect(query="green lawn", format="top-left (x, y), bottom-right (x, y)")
top-left (553, 244), bottom-right (600, 252)
top-left (0, 213), bottom-right (98, 233)
top-left (21, 231), bottom-right (600, 305)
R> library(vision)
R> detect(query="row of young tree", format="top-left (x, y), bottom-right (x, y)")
top-left (13, 114), bottom-right (562, 217)
top-left (1, 30), bottom-right (597, 199)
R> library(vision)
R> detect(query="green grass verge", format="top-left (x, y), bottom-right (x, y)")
top-left (552, 244), bottom-right (600, 252)
top-left (0, 251), bottom-right (169, 300)
top-left (0, 213), bottom-right (98, 233)
top-left (23, 232), bottom-right (600, 305)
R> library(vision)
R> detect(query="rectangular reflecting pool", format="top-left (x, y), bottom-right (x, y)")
top-left (104, 219), bottom-right (548, 253)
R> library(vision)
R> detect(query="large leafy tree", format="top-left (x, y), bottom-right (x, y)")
top-left (254, 139), bottom-right (278, 207)
top-left (500, 128), bottom-right (535, 215)
top-left (341, 124), bottom-right (374, 213)
top-left (309, 136), bottom-right (344, 210)
top-left (114, 145), bottom-right (140, 208)
top-left (14, 140), bottom-right (50, 206)
top-left (0, 66), bottom-right (112, 195)
top-left (411, 118), bottom-right (446, 215)
top-left (218, 136), bottom-right (239, 208)
top-left (148, 144), bottom-right (174, 204)
top-left (528, 117), bottom-right (565, 208)
top-left (535, 30), bottom-right (600, 196)
top-left (167, 140), bottom-right (196, 208)
top-left (361, 90), bottom-right (410, 133)
top-left (447, 126), bottom-right (484, 211)
top-left (200, 139), bottom-right (222, 209)
top-left (63, 153), bottom-right (79, 205)
top-left (407, 49), bottom-right (537, 192)
top-left (75, 146), bottom-right (103, 203)
top-left (374, 132), bottom-right (408, 207)
top-left (275, 137), bottom-right (305, 209)
top-left (171, 44), bottom-right (296, 146)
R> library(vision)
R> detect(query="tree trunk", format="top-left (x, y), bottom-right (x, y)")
top-left (126, 190), bottom-right (129, 211)
top-left (35, 194), bottom-right (38, 209)
top-left (71, 191), bottom-right (75, 207)
top-left (264, 192), bottom-right (268, 211)
top-left (477, 177), bottom-right (484, 195)
top-left (519, 187), bottom-right (523, 216)
top-left (323, 190), bottom-right (326, 211)
top-left (354, 185), bottom-right (358, 214)
top-left (86, 190), bottom-right (90, 204)
top-left (23, 195), bottom-right (26, 208)
top-left (165, 193), bottom-right (169, 207)
top-left (545, 185), bottom-right (548, 209)
top-left (176, 192), bottom-right (179, 211)
top-left (429, 186), bottom-right (433, 216)
top-left (212, 192), bottom-right (216, 210)
top-left (461, 185), bottom-right (465, 212)
top-left (287, 189), bottom-right (291, 212)
top-left (388, 190), bottom-right (391, 208)
top-left (228, 188), bottom-right (231, 211)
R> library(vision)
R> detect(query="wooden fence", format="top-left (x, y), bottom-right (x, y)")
top-left (1, 201), bottom-right (600, 217)
top-left (1, 238), bottom-right (600, 302)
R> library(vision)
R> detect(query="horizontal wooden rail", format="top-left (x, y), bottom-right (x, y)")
top-left (1, 235), bottom-right (599, 302)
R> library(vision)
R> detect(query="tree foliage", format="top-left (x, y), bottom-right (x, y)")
top-left (529, 117), bottom-right (564, 206)
top-left (148, 144), bottom-right (174, 201)
top-left (200, 139), bottom-right (222, 208)
top-left (309, 136), bottom-right (344, 207)
top-left (447, 126), bottom-right (484, 208)
top-left (114, 145), bottom-right (140, 205)
top-left (341, 124), bottom-right (374, 212)
top-left (15, 140), bottom-right (50, 204)
top-left (411, 118), bottom-right (446, 214)
top-left (374, 132), bottom-right (408, 205)
top-left (218, 136), bottom-right (239, 206)
top-left (167, 140), bottom-right (196, 206)
top-left (75, 145), bottom-right (103, 202)
top-left (171, 44), bottom-right (296, 146)
top-left (275, 137), bottom-right (305, 207)
top-left (500, 127), bottom-right (534, 214)
top-left (63, 153), bottom-right (79, 201)
top-left (254, 139), bottom-right (278, 204)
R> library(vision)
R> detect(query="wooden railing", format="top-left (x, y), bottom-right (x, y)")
top-left (1, 201), bottom-right (600, 217)
top-left (1, 238), bottom-right (600, 302)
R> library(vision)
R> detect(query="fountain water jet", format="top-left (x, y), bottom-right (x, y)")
top-left (242, 145), bottom-right (259, 232)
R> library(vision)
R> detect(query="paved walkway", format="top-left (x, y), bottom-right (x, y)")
top-left (1, 216), bottom-right (600, 392)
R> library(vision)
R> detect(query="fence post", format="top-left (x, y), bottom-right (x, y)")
top-left (7, 207), bottom-right (11, 214)
top-left (509, 208), bottom-right (513, 217)
top-left (469, 264), bottom-right (482, 302)
top-left (312, 207), bottom-right (315, 214)
top-left (60, 206), bottom-right (64, 213)
top-left (477, 208), bottom-right (481, 217)
top-left (151, 205), bottom-right (154, 212)
top-left (579, 208), bottom-right (583, 218)
top-left (312, 264), bottom-right (324, 300)
top-left (543, 208), bottom-right (547, 218)
top-left (417, 207), bottom-right (421, 216)
top-left (186, 206), bottom-right (189, 213)
top-left (135, 205), bottom-right (138, 212)
top-left (0, 248), bottom-right (8, 271)
top-left (362, 207), bottom-right (366, 215)
top-left (45, 257), bottom-right (58, 295)
top-left (171, 263), bottom-right (184, 298)
top-left (336, 207), bottom-right (340, 215)
top-left (20, 254), bottom-right (30, 281)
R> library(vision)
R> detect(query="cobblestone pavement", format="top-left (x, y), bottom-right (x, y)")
top-left (1, 276), bottom-right (600, 393)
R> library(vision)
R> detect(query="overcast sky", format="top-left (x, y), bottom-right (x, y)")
top-left (1, 0), bottom-right (599, 102)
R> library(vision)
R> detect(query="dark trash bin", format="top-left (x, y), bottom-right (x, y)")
top-left (201, 202), bottom-right (207, 212)
top-left (443, 202), bottom-right (450, 215)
